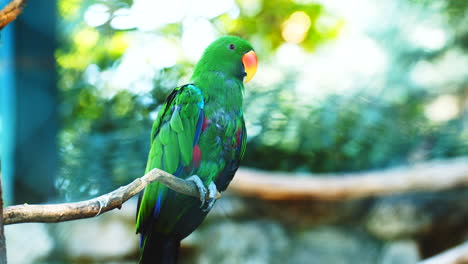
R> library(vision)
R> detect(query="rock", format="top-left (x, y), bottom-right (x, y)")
top-left (380, 240), bottom-right (420, 264)
top-left (190, 222), bottom-right (383, 264)
top-left (365, 196), bottom-right (433, 239)
top-left (190, 220), bottom-right (289, 264)
top-left (226, 197), bottom-right (372, 229)
top-left (53, 198), bottom-right (138, 261)
top-left (365, 190), bottom-right (468, 240)
top-left (5, 223), bottom-right (54, 264)
top-left (289, 226), bottom-right (381, 264)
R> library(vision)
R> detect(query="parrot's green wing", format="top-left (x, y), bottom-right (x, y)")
top-left (136, 84), bottom-right (204, 235)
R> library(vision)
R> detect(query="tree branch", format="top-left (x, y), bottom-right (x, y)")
top-left (3, 158), bottom-right (467, 224)
top-left (418, 240), bottom-right (468, 264)
top-left (3, 168), bottom-right (220, 225)
top-left (230, 157), bottom-right (468, 200)
top-left (0, 0), bottom-right (27, 30)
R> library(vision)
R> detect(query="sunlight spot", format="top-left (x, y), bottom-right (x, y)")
top-left (339, 34), bottom-right (388, 76)
top-left (181, 18), bottom-right (218, 62)
top-left (84, 4), bottom-right (110, 27)
top-left (282, 11), bottom-right (311, 44)
top-left (131, 0), bottom-right (185, 31)
top-left (237, 0), bottom-right (262, 17)
top-left (73, 28), bottom-right (99, 51)
top-left (246, 122), bottom-right (262, 139)
top-left (59, 0), bottom-right (81, 19)
top-left (294, 32), bottom-right (388, 101)
top-left (84, 64), bottom-right (100, 86)
top-left (425, 95), bottom-right (459, 122)
top-left (187, 0), bottom-right (236, 19)
top-left (410, 49), bottom-right (468, 88)
top-left (315, 0), bottom-right (381, 31)
top-left (276, 43), bottom-right (307, 67)
top-left (147, 38), bottom-right (179, 69)
top-left (254, 65), bottom-right (285, 88)
top-left (89, 188), bottom-right (99, 196)
top-left (407, 25), bottom-right (447, 51)
top-left (228, 5), bottom-right (241, 19)
top-left (316, 13), bottom-right (342, 35)
top-left (130, 0), bottom-right (235, 30)
top-left (150, 110), bottom-right (159, 120)
top-left (96, 35), bottom-right (181, 98)
top-left (110, 8), bottom-right (136, 30)
top-left (108, 33), bottom-right (130, 57)
top-left (140, 95), bottom-right (154, 107)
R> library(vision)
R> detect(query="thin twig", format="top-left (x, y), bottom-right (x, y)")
top-left (3, 168), bottom-right (220, 225)
top-left (0, 0), bottom-right (27, 30)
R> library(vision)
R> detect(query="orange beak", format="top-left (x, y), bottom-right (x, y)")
top-left (242, 50), bottom-right (257, 83)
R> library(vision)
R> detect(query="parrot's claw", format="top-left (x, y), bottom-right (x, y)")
top-left (203, 181), bottom-right (218, 212)
top-left (187, 175), bottom-right (207, 207)
top-left (187, 175), bottom-right (218, 211)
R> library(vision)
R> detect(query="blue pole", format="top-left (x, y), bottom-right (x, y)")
top-left (0, 17), bottom-right (16, 205)
top-left (1, 0), bottom-right (57, 204)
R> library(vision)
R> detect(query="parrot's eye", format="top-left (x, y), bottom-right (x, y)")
top-left (229, 44), bottom-right (236, 50)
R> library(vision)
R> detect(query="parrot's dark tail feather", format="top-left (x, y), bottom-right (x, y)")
top-left (139, 232), bottom-right (180, 264)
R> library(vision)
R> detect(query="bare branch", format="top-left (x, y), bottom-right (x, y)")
top-left (3, 158), bottom-right (468, 224)
top-left (0, 0), bottom-right (27, 30)
top-left (418, 240), bottom-right (468, 264)
top-left (230, 157), bottom-right (468, 200)
top-left (3, 168), bottom-right (220, 225)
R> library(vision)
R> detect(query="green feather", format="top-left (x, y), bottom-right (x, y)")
top-left (163, 132), bottom-right (179, 173)
top-left (240, 121), bottom-right (247, 159)
top-left (179, 118), bottom-right (193, 166)
top-left (170, 109), bottom-right (184, 133)
top-left (159, 124), bottom-right (171, 145)
top-left (181, 103), bottom-right (197, 118)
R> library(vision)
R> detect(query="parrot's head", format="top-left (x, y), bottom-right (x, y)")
top-left (194, 36), bottom-right (258, 84)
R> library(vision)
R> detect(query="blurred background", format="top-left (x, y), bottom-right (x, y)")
top-left (1, 0), bottom-right (468, 263)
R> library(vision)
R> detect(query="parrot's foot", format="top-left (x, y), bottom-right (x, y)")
top-left (187, 175), bottom-right (206, 204)
top-left (187, 175), bottom-right (218, 212)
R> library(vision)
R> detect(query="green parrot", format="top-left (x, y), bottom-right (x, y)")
top-left (136, 36), bottom-right (257, 263)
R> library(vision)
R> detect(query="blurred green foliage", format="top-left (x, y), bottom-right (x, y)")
top-left (244, 88), bottom-right (467, 172)
top-left (56, 0), bottom-right (468, 200)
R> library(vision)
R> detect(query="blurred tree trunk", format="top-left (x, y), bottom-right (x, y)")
top-left (0, 178), bottom-right (6, 263)
top-left (1, 0), bottom-right (58, 205)
top-left (1, 1), bottom-right (35, 261)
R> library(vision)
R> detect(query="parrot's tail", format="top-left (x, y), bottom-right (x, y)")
top-left (139, 232), bottom-right (180, 264)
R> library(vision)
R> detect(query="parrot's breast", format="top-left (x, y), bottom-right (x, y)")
top-left (196, 107), bottom-right (243, 177)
